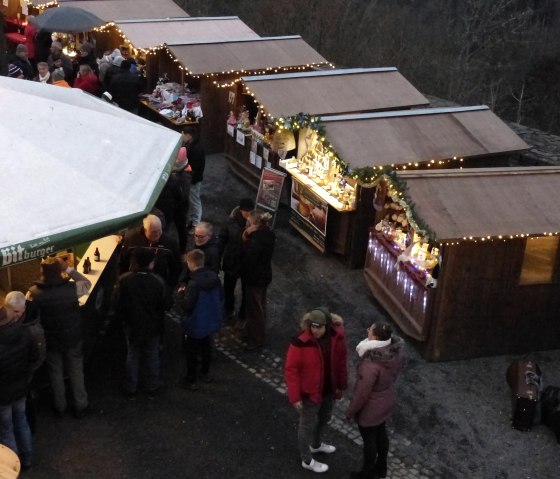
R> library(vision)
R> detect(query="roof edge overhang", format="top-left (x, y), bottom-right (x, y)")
top-left (166, 35), bottom-right (303, 47)
top-left (241, 67), bottom-right (398, 82)
top-left (322, 105), bottom-right (489, 123)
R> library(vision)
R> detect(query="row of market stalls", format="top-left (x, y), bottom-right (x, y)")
top-left (3, 0), bottom-right (560, 361)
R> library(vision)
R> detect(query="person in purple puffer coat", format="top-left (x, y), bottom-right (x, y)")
top-left (346, 322), bottom-right (405, 479)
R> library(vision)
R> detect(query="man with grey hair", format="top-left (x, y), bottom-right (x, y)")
top-left (119, 214), bottom-right (181, 303)
top-left (10, 44), bottom-right (34, 80)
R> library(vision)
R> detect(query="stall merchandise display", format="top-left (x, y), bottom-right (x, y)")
top-left (141, 82), bottom-right (202, 123)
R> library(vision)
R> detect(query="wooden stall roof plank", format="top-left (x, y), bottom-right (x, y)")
top-left (115, 17), bottom-right (258, 50)
top-left (321, 107), bottom-right (529, 169)
top-left (58, 0), bottom-right (188, 21)
top-left (241, 68), bottom-right (429, 117)
top-left (167, 36), bottom-right (327, 76)
top-left (397, 167), bottom-right (560, 240)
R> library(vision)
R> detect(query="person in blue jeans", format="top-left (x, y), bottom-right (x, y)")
top-left (0, 307), bottom-right (38, 469)
top-left (182, 126), bottom-right (205, 232)
top-left (113, 248), bottom-right (166, 399)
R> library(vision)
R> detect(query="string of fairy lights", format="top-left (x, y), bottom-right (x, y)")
top-left (25, 8), bottom-right (555, 248)
top-left (268, 113), bottom-right (560, 247)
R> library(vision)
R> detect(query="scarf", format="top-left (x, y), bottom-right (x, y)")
top-left (356, 338), bottom-right (391, 358)
top-left (39, 71), bottom-right (50, 83)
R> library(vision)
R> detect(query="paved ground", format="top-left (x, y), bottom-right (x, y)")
top-left (23, 154), bottom-right (560, 478)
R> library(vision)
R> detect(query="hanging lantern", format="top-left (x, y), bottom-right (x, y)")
top-left (271, 129), bottom-right (296, 152)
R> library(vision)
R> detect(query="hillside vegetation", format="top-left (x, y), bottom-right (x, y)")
top-left (176, 0), bottom-right (560, 135)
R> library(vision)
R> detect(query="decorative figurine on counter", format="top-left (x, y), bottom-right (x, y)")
top-left (227, 110), bottom-right (237, 126)
top-left (252, 110), bottom-right (264, 133)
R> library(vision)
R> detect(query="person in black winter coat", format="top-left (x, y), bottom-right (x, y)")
top-left (119, 214), bottom-right (182, 299)
top-left (178, 222), bottom-right (222, 285)
top-left (0, 306), bottom-right (38, 469)
top-left (113, 248), bottom-right (166, 397)
top-left (182, 126), bottom-right (205, 229)
top-left (238, 210), bottom-right (275, 350)
top-left (176, 249), bottom-right (223, 390)
top-left (10, 44), bottom-right (35, 80)
top-left (27, 257), bottom-right (91, 418)
top-left (108, 59), bottom-right (141, 113)
top-left (76, 42), bottom-right (99, 75)
top-left (219, 198), bottom-right (254, 319)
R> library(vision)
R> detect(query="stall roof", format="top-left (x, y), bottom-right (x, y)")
top-left (114, 17), bottom-right (259, 50)
top-left (166, 36), bottom-right (327, 76)
top-left (241, 68), bottom-right (429, 117)
top-left (397, 167), bottom-right (560, 240)
top-left (0, 76), bottom-right (181, 267)
top-left (57, 0), bottom-right (188, 21)
top-left (321, 106), bottom-right (529, 168)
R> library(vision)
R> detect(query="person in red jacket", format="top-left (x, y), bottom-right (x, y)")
top-left (345, 322), bottom-right (405, 479)
top-left (284, 307), bottom-right (348, 474)
top-left (73, 64), bottom-right (100, 96)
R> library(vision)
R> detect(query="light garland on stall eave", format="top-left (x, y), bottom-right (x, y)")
top-left (27, 0), bottom-right (58, 8)
top-left (93, 23), bottom-right (164, 55)
top-left (162, 48), bottom-right (333, 87)
top-left (441, 231), bottom-right (560, 247)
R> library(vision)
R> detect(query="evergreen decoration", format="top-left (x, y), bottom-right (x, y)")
top-left (275, 113), bottom-right (436, 242)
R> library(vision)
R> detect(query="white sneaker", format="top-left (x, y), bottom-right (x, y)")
top-left (302, 458), bottom-right (329, 473)
top-left (309, 443), bottom-right (336, 454)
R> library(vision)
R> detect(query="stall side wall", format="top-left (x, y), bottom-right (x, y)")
top-left (424, 240), bottom-right (560, 360)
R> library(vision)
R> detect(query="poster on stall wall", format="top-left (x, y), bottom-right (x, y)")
top-left (249, 151), bottom-right (256, 165)
top-left (227, 124), bottom-right (235, 137)
top-left (289, 179), bottom-right (328, 252)
top-left (21, 4), bottom-right (28, 14)
top-left (228, 91), bottom-right (235, 104)
top-left (255, 155), bottom-right (263, 169)
top-left (3, 0), bottom-right (9, 7)
top-left (256, 167), bottom-right (286, 228)
top-left (236, 130), bottom-right (245, 146)
top-left (263, 148), bottom-right (269, 161)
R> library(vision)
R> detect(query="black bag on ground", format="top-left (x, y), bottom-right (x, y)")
top-left (541, 385), bottom-right (560, 443)
top-left (506, 359), bottom-right (542, 431)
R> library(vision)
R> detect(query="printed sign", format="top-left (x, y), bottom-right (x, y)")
top-left (256, 167), bottom-right (286, 216)
top-left (228, 91), bottom-right (235, 104)
top-left (263, 148), bottom-right (269, 161)
top-left (236, 130), bottom-right (245, 146)
top-left (1, 242), bottom-right (56, 267)
top-left (289, 179), bottom-right (328, 251)
top-left (227, 124), bottom-right (235, 137)
top-left (255, 155), bottom-right (263, 169)
top-left (249, 151), bottom-right (256, 165)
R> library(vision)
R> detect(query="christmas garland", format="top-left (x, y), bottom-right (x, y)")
top-left (276, 113), bottom-right (437, 241)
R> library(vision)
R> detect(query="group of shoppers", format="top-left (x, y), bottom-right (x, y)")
top-left (5, 41), bottom-right (145, 113)
top-left (285, 308), bottom-right (405, 476)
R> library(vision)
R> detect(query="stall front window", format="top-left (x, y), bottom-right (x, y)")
top-left (519, 236), bottom-right (559, 285)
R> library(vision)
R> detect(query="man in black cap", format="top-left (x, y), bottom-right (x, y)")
top-left (27, 256), bottom-right (91, 418)
top-left (113, 248), bottom-right (166, 399)
top-left (219, 198), bottom-right (254, 320)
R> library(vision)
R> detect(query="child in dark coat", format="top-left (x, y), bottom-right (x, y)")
top-left (177, 249), bottom-right (223, 390)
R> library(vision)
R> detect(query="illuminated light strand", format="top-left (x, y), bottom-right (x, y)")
top-left (442, 232), bottom-right (560, 246)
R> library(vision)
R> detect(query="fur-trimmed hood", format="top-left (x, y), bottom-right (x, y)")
top-left (359, 336), bottom-right (404, 363)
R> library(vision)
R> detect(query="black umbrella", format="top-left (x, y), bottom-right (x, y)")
top-left (30, 6), bottom-right (105, 33)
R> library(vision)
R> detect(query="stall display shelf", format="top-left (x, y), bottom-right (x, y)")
top-left (77, 235), bottom-right (120, 306)
top-left (281, 160), bottom-right (355, 212)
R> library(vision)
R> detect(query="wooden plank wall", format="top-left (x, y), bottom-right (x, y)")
top-left (424, 239), bottom-right (560, 360)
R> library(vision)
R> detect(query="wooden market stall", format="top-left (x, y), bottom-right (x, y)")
top-left (165, 36), bottom-right (328, 153)
top-left (58, 0), bottom-right (188, 21)
top-left (275, 106), bottom-right (529, 266)
top-left (226, 67), bottom-right (429, 189)
top-left (365, 166), bottom-right (560, 360)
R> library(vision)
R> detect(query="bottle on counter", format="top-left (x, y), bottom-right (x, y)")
top-left (83, 257), bottom-right (91, 274)
top-left (94, 247), bottom-right (101, 262)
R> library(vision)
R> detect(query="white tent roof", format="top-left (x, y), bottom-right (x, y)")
top-left (0, 77), bottom-right (181, 266)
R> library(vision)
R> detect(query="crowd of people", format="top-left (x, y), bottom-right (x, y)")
top-left (1, 39), bottom-right (407, 477)
top-left (4, 35), bottom-right (145, 112)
